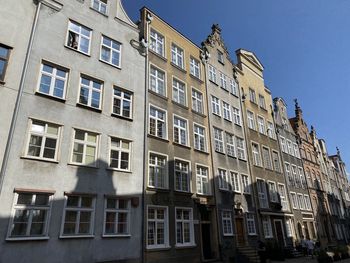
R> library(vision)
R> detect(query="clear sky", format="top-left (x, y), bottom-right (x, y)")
top-left (122, 0), bottom-right (350, 170)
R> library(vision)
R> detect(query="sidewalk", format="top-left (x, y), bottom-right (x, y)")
top-left (271, 256), bottom-right (350, 263)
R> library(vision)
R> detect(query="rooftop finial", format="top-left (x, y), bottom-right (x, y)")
top-left (212, 24), bottom-right (221, 34)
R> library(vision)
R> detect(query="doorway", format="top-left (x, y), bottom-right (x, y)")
top-left (201, 223), bottom-right (212, 260)
top-left (274, 220), bottom-right (286, 246)
top-left (297, 222), bottom-right (303, 240)
top-left (235, 218), bottom-right (245, 246)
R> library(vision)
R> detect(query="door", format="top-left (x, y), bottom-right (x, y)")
top-left (201, 223), bottom-right (212, 259)
top-left (274, 220), bottom-right (286, 246)
top-left (236, 218), bottom-right (245, 246)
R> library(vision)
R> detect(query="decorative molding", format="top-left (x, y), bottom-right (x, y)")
top-left (42, 0), bottom-right (63, 11)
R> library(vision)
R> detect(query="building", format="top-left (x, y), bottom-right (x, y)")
top-left (290, 101), bottom-right (333, 248)
top-left (236, 49), bottom-right (293, 248)
top-left (274, 98), bottom-right (315, 244)
top-left (139, 7), bottom-right (219, 263)
top-left (0, 0), bottom-right (145, 262)
top-left (202, 24), bottom-right (253, 261)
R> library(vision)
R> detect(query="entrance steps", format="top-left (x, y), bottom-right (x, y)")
top-left (236, 245), bottom-right (260, 263)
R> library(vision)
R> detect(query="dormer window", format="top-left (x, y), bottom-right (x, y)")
top-left (218, 50), bottom-right (224, 64)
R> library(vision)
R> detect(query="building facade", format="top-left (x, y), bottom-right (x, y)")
top-left (0, 0), bottom-right (145, 262)
top-left (202, 25), bottom-right (253, 261)
top-left (274, 98), bottom-right (315, 244)
top-left (139, 7), bottom-right (219, 263)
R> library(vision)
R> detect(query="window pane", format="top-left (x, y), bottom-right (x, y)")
top-left (17, 194), bottom-right (33, 205)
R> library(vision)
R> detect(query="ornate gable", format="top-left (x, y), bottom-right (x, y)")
top-left (238, 49), bottom-right (264, 71)
top-left (202, 24), bottom-right (231, 60)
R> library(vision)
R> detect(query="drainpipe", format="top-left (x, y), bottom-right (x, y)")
top-left (0, 0), bottom-right (42, 195)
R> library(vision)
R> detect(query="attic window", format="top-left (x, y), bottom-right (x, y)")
top-left (91, 0), bottom-right (107, 15)
top-left (218, 50), bottom-right (224, 64)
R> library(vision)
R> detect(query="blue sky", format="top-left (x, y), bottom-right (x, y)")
top-left (123, 0), bottom-right (350, 170)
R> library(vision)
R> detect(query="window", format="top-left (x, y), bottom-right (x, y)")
top-left (267, 122), bottom-right (276, 139)
top-left (272, 151), bottom-right (281, 172)
top-left (66, 21), bottom-right (91, 54)
top-left (214, 128), bottom-right (224, 153)
top-left (218, 169), bottom-right (229, 190)
top-left (100, 35), bottom-right (121, 67)
top-left (287, 140), bottom-right (293, 156)
top-left (149, 29), bottom-right (164, 57)
top-left (285, 219), bottom-right (293, 237)
top-left (236, 137), bottom-right (246, 160)
top-left (278, 184), bottom-right (288, 211)
top-left (37, 62), bottom-right (68, 99)
top-left (291, 165), bottom-right (297, 187)
top-left (222, 211), bottom-right (233, 236)
top-left (150, 66), bottom-right (166, 97)
top-left (172, 78), bottom-right (186, 106)
top-left (25, 120), bottom-right (61, 161)
top-left (259, 94), bottom-right (266, 109)
top-left (268, 181), bottom-right (278, 203)
top-left (0, 44), bottom-right (11, 82)
top-left (246, 213), bottom-right (256, 235)
top-left (257, 179), bottom-right (268, 208)
top-left (280, 136), bottom-right (287, 153)
top-left (208, 64), bottom-right (216, 83)
top-left (304, 195), bottom-right (312, 211)
top-left (8, 191), bottom-right (52, 239)
top-left (109, 137), bottom-right (131, 171)
top-left (252, 143), bottom-right (261, 166)
top-left (247, 110), bottom-right (255, 130)
top-left (262, 217), bottom-right (273, 238)
top-left (196, 165), bottom-right (209, 195)
top-left (218, 50), bottom-right (224, 64)
top-left (191, 89), bottom-right (203, 114)
top-left (148, 153), bottom-right (167, 189)
top-left (299, 167), bottom-right (306, 188)
top-left (293, 143), bottom-right (300, 158)
top-left (219, 72), bottom-right (228, 90)
top-left (297, 194), bottom-right (305, 210)
top-left (290, 192), bottom-right (298, 209)
top-left (194, 124), bottom-right (206, 152)
top-left (222, 102), bottom-right (232, 121)
top-left (230, 171), bottom-right (240, 193)
top-left (211, 96), bottom-right (221, 116)
top-left (62, 195), bottom-right (95, 236)
top-left (257, 116), bottom-right (265, 134)
top-left (249, 88), bottom-right (256, 104)
top-left (241, 174), bottom-right (251, 194)
top-left (230, 79), bottom-right (238, 96)
top-left (232, 107), bottom-right (241, 126)
top-left (79, 76), bottom-right (103, 109)
top-left (149, 106), bottom-right (167, 139)
top-left (173, 116), bottom-right (188, 146)
top-left (104, 198), bottom-right (130, 236)
top-left (147, 206), bottom-right (168, 248)
top-left (171, 44), bottom-right (184, 68)
top-left (285, 162), bottom-right (293, 186)
top-left (225, 133), bottom-right (236, 157)
top-left (190, 57), bottom-right (200, 78)
top-left (175, 160), bottom-right (190, 192)
top-left (91, 0), bottom-right (107, 14)
top-left (71, 129), bottom-right (98, 166)
top-left (262, 147), bottom-right (272, 170)
top-left (112, 87), bottom-right (132, 119)
top-left (175, 208), bottom-right (194, 246)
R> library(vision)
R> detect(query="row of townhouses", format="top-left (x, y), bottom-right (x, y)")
top-left (0, 1), bottom-right (349, 263)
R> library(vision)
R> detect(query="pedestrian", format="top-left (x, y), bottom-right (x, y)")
top-left (257, 240), bottom-right (267, 263)
top-left (307, 239), bottom-right (315, 259)
top-left (301, 236), bottom-right (307, 256)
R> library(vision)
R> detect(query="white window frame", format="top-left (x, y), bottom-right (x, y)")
top-left (236, 137), bottom-right (246, 160)
top-left (70, 129), bottom-right (99, 167)
top-left (66, 21), bottom-right (92, 55)
top-left (241, 174), bottom-right (251, 194)
top-left (272, 150), bottom-right (281, 172)
top-left (109, 137), bottom-right (131, 171)
top-left (218, 168), bottom-right (229, 191)
top-left (78, 75), bottom-right (103, 110)
top-left (149, 64), bottom-right (166, 97)
top-left (218, 50), bottom-right (224, 64)
top-left (258, 94), bottom-right (266, 109)
top-left (262, 216), bottom-right (273, 238)
top-left (148, 151), bottom-right (168, 189)
top-left (91, 0), bottom-right (108, 15)
top-left (214, 127), bottom-right (224, 153)
top-left (297, 193), bottom-right (305, 210)
top-left (267, 121), bottom-right (276, 139)
top-left (247, 110), bottom-right (256, 130)
top-left (190, 57), bottom-right (201, 79)
top-left (103, 197), bottom-right (130, 237)
top-left (225, 132), bottom-right (236, 158)
top-left (191, 88), bottom-right (203, 114)
top-left (175, 207), bottom-right (195, 247)
top-left (171, 43), bottom-right (184, 69)
top-left (230, 171), bottom-right (241, 193)
top-left (249, 88), bottom-right (256, 104)
top-left (196, 164), bottom-right (210, 195)
top-left (222, 101), bottom-right (232, 121)
top-left (287, 140), bottom-right (293, 156)
top-left (211, 96), bottom-right (221, 116)
top-left (232, 107), bottom-right (241, 126)
top-left (147, 205), bottom-right (169, 249)
top-left (230, 78), bottom-right (238, 96)
top-left (304, 194), bottom-right (312, 211)
top-left (193, 123), bottom-right (206, 152)
top-left (219, 72), bottom-right (228, 90)
top-left (293, 143), bottom-right (300, 158)
top-left (290, 192), bottom-right (298, 209)
top-left (100, 35), bottom-right (121, 68)
top-left (174, 158), bottom-right (191, 193)
top-left (222, 210), bottom-right (233, 236)
top-left (278, 184), bottom-right (289, 211)
top-left (208, 64), bottom-right (217, 83)
top-left (112, 87), bottom-right (133, 119)
top-left (280, 136), bottom-right (287, 153)
top-left (149, 104), bottom-right (167, 139)
top-left (172, 77), bottom-right (187, 106)
top-left (262, 146), bottom-right (273, 170)
top-left (257, 178), bottom-right (268, 208)
top-left (246, 213), bottom-right (257, 235)
top-left (252, 142), bottom-right (262, 166)
top-left (37, 62), bottom-right (68, 99)
top-left (149, 28), bottom-right (165, 57)
top-left (173, 115), bottom-right (189, 146)
top-left (268, 181), bottom-right (278, 203)
top-left (257, 115), bottom-right (266, 134)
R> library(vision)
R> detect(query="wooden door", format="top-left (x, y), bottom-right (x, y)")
top-left (274, 220), bottom-right (286, 246)
top-left (236, 218), bottom-right (245, 245)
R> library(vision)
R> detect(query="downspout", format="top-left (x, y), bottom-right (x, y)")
top-left (0, 0), bottom-right (42, 194)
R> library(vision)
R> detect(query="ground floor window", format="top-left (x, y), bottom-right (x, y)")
top-left (147, 206), bottom-right (169, 249)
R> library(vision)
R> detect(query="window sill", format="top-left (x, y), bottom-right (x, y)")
top-left (209, 79), bottom-right (218, 86)
top-left (89, 6), bottom-right (109, 17)
top-left (212, 112), bottom-right (221, 118)
top-left (147, 134), bottom-right (169, 143)
top-left (148, 89), bottom-right (168, 101)
top-left (172, 100), bottom-right (189, 110)
top-left (260, 107), bottom-right (268, 112)
top-left (64, 45), bottom-right (91, 57)
top-left (174, 190), bottom-right (193, 196)
top-left (67, 163), bottom-right (99, 169)
top-left (111, 113), bottom-right (133, 122)
top-left (191, 109), bottom-right (206, 118)
top-left (215, 150), bottom-right (225, 156)
top-left (196, 193), bottom-right (212, 198)
top-left (227, 154), bottom-right (237, 159)
top-left (149, 49), bottom-right (167, 62)
top-left (193, 149), bottom-right (209, 155)
top-left (106, 167), bottom-right (132, 174)
top-left (238, 158), bottom-right (247, 162)
top-left (102, 234), bottom-right (131, 238)
top-left (175, 244), bottom-right (197, 249)
top-left (189, 74), bottom-right (203, 84)
top-left (76, 103), bottom-right (102, 113)
top-left (146, 246), bottom-right (171, 251)
top-left (220, 86), bottom-right (230, 93)
top-left (146, 187), bottom-right (170, 193)
top-left (6, 236), bottom-right (49, 241)
top-left (99, 59), bottom-right (121, 70)
top-left (170, 62), bottom-right (187, 74)
top-left (59, 235), bottom-right (94, 239)
top-left (35, 91), bottom-right (66, 102)
top-left (219, 188), bottom-right (230, 192)
top-left (20, 156), bottom-right (59, 164)
top-left (234, 123), bottom-right (242, 128)
top-left (223, 234), bottom-right (234, 237)
top-left (173, 142), bottom-right (191, 150)
top-left (223, 118), bottom-right (232, 123)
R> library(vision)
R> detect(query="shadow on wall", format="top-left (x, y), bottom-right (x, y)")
top-left (0, 159), bottom-right (141, 263)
